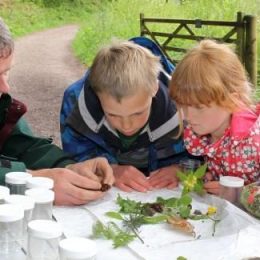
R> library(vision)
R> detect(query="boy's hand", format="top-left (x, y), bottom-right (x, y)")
top-left (112, 165), bottom-right (151, 192)
top-left (149, 165), bottom-right (179, 189)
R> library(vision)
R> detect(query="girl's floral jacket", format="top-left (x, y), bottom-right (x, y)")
top-left (184, 105), bottom-right (260, 184)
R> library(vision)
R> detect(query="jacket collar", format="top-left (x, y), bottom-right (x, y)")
top-left (230, 105), bottom-right (260, 140)
top-left (78, 80), bottom-right (179, 141)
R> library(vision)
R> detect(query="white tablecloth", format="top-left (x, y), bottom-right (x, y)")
top-left (53, 187), bottom-right (260, 260)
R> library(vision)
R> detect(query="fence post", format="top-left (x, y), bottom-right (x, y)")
top-left (140, 13), bottom-right (145, 36)
top-left (236, 12), bottom-right (245, 64)
top-left (244, 15), bottom-right (257, 87)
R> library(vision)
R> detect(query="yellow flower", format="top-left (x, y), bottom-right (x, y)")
top-left (183, 175), bottom-right (197, 190)
top-left (207, 206), bottom-right (217, 215)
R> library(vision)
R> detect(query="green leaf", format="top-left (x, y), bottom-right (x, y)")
top-left (143, 215), bottom-right (168, 224)
top-left (178, 194), bottom-right (192, 206)
top-left (92, 220), bottom-right (136, 248)
top-left (177, 171), bottom-right (187, 182)
top-left (156, 197), bottom-right (178, 207)
top-left (113, 232), bottom-right (135, 248)
top-left (179, 206), bottom-right (191, 218)
top-left (177, 256), bottom-right (188, 260)
top-left (116, 194), bottom-right (142, 214)
top-left (194, 182), bottom-right (206, 195)
top-left (92, 221), bottom-right (105, 238)
top-left (194, 164), bottom-right (207, 178)
top-left (106, 211), bottom-right (123, 220)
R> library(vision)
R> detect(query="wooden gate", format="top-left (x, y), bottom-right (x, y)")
top-left (140, 12), bottom-right (257, 88)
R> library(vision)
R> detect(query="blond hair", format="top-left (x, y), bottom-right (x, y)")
top-left (0, 17), bottom-right (14, 59)
top-left (169, 39), bottom-right (254, 112)
top-left (89, 40), bottom-right (162, 101)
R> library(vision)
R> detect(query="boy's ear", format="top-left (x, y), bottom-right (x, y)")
top-left (152, 81), bottom-right (159, 97)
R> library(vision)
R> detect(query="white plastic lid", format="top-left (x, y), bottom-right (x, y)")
top-left (28, 220), bottom-right (62, 239)
top-left (26, 177), bottom-right (54, 189)
top-left (219, 176), bottom-right (244, 188)
top-left (0, 204), bottom-right (24, 222)
top-left (5, 194), bottom-right (35, 211)
top-left (0, 185), bottom-right (10, 199)
top-left (25, 188), bottom-right (54, 203)
top-left (5, 172), bottom-right (32, 185)
top-left (59, 237), bottom-right (97, 259)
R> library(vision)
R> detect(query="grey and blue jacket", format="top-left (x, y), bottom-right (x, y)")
top-left (60, 73), bottom-right (187, 176)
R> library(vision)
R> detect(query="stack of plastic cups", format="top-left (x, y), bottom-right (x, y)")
top-left (5, 195), bottom-right (35, 248)
top-left (25, 188), bottom-right (54, 220)
top-left (27, 219), bottom-right (62, 260)
top-left (0, 204), bottom-right (24, 259)
top-left (0, 186), bottom-right (10, 204)
top-left (59, 237), bottom-right (97, 260)
top-left (5, 172), bottom-right (32, 195)
top-left (26, 177), bottom-right (54, 190)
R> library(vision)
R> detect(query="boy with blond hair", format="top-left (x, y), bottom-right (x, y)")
top-left (61, 40), bottom-right (187, 192)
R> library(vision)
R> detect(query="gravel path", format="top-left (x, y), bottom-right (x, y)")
top-left (9, 25), bottom-right (86, 147)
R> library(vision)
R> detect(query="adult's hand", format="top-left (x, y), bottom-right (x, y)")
top-left (112, 165), bottom-right (151, 192)
top-left (149, 165), bottom-right (179, 189)
top-left (66, 157), bottom-right (114, 186)
top-left (30, 168), bottom-right (105, 206)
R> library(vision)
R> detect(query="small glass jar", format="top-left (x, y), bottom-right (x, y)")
top-left (5, 172), bottom-right (32, 195)
top-left (219, 176), bottom-right (244, 207)
top-left (59, 237), bottom-right (97, 260)
top-left (25, 188), bottom-right (54, 220)
top-left (5, 195), bottom-right (35, 248)
top-left (179, 159), bottom-right (202, 173)
top-left (26, 177), bottom-right (54, 190)
top-left (0, 204), bottom-right (24, 256)
top-left (0, 186), bottom-right (10, 204)
top-left (27, 219), bottom-right (62, 260)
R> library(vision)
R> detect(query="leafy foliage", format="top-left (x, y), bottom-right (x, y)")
top-left (92, 193), bottom-right (219, 247)
top-left (92, 220), bottom-right (135, 248)
top-left (177, 164), bottom-right (207, 196)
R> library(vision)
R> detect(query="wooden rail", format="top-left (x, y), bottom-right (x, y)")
top-left (140, 12), bottom-right (257, 88)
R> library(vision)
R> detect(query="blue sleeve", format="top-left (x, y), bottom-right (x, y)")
top-left (60, 75), bottom-right (118, 164)
top-left (61, 126), bottom-right (118, 164)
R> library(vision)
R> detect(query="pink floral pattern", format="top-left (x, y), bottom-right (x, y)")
top-left (184, 106), bottom-right (260, 185)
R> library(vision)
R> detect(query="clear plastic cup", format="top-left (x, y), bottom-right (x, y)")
top-left (59, 237), bottom-right (97, 260)
top-left (5, 172), bottom-right (32, 195)
top-left (219, 176), bottom-right (244, 207)
top-left (0, 186), bottom-right (10, 204)
top-left (179, 159), bottom-right (202, 173)
top-left (5, 194), bottom-right (35, 248)
top-left (26, 177), bottom-right (54, 190)
top-left (27, 219), bottom-right (62, 260)
top-left (0, 204), bottom-right (24, 256)
top-left (25, 188), bottom-right (54, 220)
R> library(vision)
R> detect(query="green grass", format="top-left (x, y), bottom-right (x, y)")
top-left (72, 0), bottom-right (258, 65)
top-left (0, 0), bottom-right (259, 90)
top-left (0, 0), bottom-right (99, 37)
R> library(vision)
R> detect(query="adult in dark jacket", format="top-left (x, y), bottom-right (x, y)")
top-left (0, 18), bottom-right (114, 205)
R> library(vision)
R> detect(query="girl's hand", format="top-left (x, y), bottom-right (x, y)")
top-left (203, 181), bottom-right (220, 195)
top-left (149, 165), bottom-right (179, 189)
